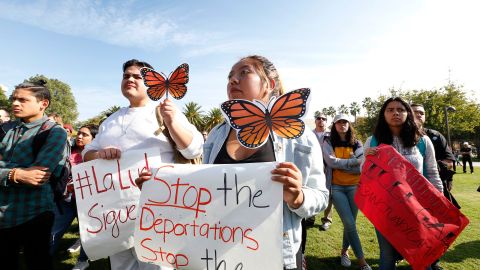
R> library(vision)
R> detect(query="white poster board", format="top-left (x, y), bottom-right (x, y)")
top-left (71, 149), bottom-right (161, 260)
top-left (134, 162), bottom-right (283, 269)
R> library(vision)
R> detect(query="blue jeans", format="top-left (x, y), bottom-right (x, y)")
top-left (331, 184), bottom-right (364, 259)
top-left (50, 199), bottom-right (88, 261)
top-left (376, 230), bottom-right (432, 270)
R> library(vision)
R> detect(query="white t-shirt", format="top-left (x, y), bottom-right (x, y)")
top-left (314, 131), bottom-right (324, 141)
top-left (313, 129), bottom-right (328, 144)
top-left (83, 102), bottom-right (203, 162)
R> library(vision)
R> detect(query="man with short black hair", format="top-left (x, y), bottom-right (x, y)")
top-left (411, 104), bottom-right (456, 270)
top-left (412, 104), bottom-right (455, 176)
top-left (0, 81), bottom-right (68, 269)
top-left (83, 59), bottom-right (203, 270)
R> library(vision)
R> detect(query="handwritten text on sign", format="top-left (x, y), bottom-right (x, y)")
top-left (134, 162), bottom-right (283, 269)
top-left (72, 149), bottom-right (161, 260)
top-left (355, 144), bottom-right (469, 270)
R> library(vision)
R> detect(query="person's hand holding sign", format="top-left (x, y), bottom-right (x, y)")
top-left (271, 162), bottom-right (304, 209)
top-left (135, 170), bottom-right (152, 190)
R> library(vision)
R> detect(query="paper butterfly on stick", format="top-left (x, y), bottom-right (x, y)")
top-left (140, 63), bottom-right (189, 101)
top-left (221, 88), bottom-right (310, 149)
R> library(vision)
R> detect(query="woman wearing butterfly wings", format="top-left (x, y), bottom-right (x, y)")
top-left (203, 55), bottom-right (329, 270)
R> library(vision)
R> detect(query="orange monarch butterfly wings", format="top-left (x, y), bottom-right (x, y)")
top-left (140, 63), bottom-right (189, 101)
top-left (221, 88), bottom-right (310, 149)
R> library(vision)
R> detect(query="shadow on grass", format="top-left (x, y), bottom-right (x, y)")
top-left (443, 240), bottom-right (480, 263)
top-left (52, 223), bottom-right (110, 270)
top-left (306, 256), bottom-right (413, 270)
top-left (307, 241), bottom-right (480, 270)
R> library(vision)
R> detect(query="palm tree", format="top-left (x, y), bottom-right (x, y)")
top-left (103, 105), bottom-right (121, 117)
top-left (326, 106), bottom-right (336, 118)
top-left (349, 102), bottom-right (361, 123)
top-left (183, 102), bottom-right (204, 131)
top-left (338, 104), bottom-right (349, 115)
top-left (321, 108), bottom-right (329, 117)
top-left (0, 84), bottom-right (9, 108)
top-left (76, 105), bottom-right (121, 127)
top-left (203, 108), bottom-right (224, 132)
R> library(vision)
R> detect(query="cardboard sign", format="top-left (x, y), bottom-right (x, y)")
top-left (72, 149), bottom-right (161, 260)
top-left (134, 162), bottom-right (283, 269)
top-left (355, 144), bottom-right (469, 270)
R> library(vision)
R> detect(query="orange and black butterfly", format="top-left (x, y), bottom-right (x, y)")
top-left (221, 88), bottom-right (310, 149)
top-left (140, 63), bottom-right (189, 101)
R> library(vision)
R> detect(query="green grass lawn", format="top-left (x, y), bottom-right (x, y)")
top-left (53, 169), bottom-right (479, 270)
top-left (304, 169), bottom-right (479, 270)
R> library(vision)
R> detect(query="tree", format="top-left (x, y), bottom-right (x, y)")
top-left (203, 108), bottom-right (224, 132)
top-left (321, 107), bottom-right (329, 117)
top-left (76, 105), bottom-right (120, 127)
top-left (326, 106), bottom-right (336, 118)
top-left (183, 102), bottom-right (204, 131)
top-left (355, 95), bottom-right (391, 138)
top-left (349, 102), bottom-right (361, 123)
top-left (103, 105), bottom-right (121, 118)
top-left (338, 104), bottom-right (349, 115)
top-left (355, 84), bottom-right (480, 148)
top-left (0, 84), bottom-right (9, 109)
top-left (26, 75), bottom-right (78, 124)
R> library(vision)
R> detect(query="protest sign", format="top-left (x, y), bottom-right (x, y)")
top-left (355, 144), bottom-right (469, 270)
top-left (72, 149), bottom-right (161, 260)
top-left (134, 162), bottom-right (283, 270)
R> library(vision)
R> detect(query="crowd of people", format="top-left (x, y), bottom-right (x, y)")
top-left (0, 55), bottom-right (475, 270)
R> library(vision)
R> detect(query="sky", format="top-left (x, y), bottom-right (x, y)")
top-left (1, 0), bottom-right (479, 122)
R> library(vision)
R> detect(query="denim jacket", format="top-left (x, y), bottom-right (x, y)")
top-left (203, 123), bottom-right (329, 269)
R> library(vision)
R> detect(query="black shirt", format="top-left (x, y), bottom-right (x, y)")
top-left (214, 137), bottom-right (276, 164)
top-left (425, 128), bottom-right (455, 161)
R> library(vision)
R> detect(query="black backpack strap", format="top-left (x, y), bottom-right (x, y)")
top-left (32, 121), bottom-right (57, 158)
top-left (32, 120), bottom-right (70, 214)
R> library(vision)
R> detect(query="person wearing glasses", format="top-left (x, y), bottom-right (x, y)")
top-left (82, 59), bottom-right (203, 270)
top-left (314, 114), bottom-right (328, 139)
top-left (311, 114), bottom-right (334, 231)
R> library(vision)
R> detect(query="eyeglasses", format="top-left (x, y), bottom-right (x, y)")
top-left (413, 110), bottom-right (425, 116)
top-left (316, 117), bottom-right (327, 121)
top-left (123, 73), bottom-right (143, 80)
